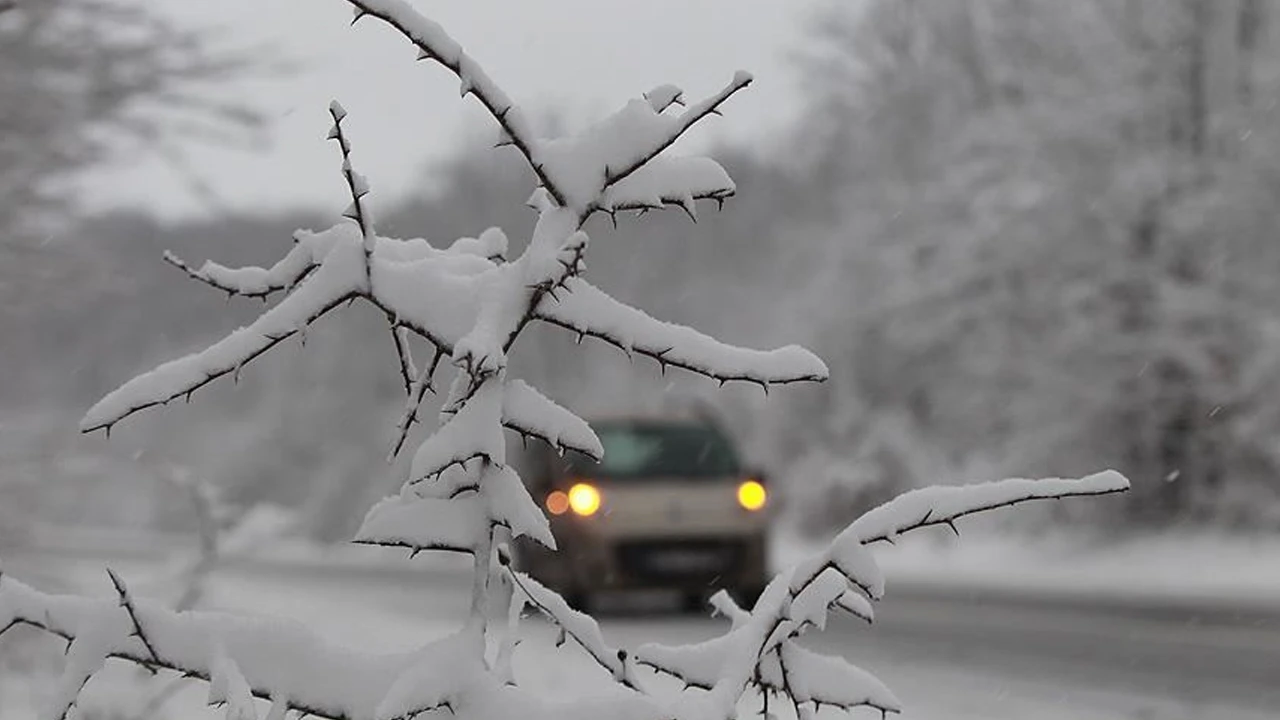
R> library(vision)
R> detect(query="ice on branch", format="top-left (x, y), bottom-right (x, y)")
top-left (536, 277), bottom-right (829, 387)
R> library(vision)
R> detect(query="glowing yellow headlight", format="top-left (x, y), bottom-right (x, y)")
top-left (737, 480), bottom-right (767, 511)
top-left (568, 482), bottom-right (601, 516)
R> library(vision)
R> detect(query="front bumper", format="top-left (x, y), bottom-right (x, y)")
top-left (515, 531), bottom-right (768, 594)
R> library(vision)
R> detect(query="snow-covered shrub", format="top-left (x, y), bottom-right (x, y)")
top-left (0, 2), bottom-right (1129, 719)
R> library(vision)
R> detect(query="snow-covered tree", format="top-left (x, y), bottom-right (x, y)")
top-left (0, 2), bottom-right (1128, 718)
top-left (783, 0), bottom-right (1280, 528)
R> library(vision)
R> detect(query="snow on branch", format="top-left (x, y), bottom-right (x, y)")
top-left (327, 101), bottom-right (377, 265)
top-left (447, 211), bottom-right (587, 380)
top-left (0, 572), bottom-right (418, 720)
top-left (502, 379), bottom-right (603, 460)
top-left (353, 493), bottom-right (485, 555)
top-left (535, 277), bottom-right (829, 388)
top-left (484, 464), bottom-right (555, 548)
top-left (408, 375), bottom-right (505, 482)
top-left (600, 156), bottom-right (736, 222)
top-left (848, 470), bottom-right (1130, 546)
top-left (638, 471), bottom-right (1129, 720)
top-left (161, 233), bottom-right (320, 300)
top-left (504, 566), bottom-right (640, 690)
top-left (344, 0), bottom-right (569, 208)
top-left (536, 72), bottom-right (751, 213)
top-left (84, 206), bottom-right (513, 436)
top-left (762, 644), bottom-right (901, 716)
top-left (64, 5), bottom-right (1133, 720)
top-left (390, 324), bottom-right (420, 396)
top-left (82, 239), bottom-right (369, 434)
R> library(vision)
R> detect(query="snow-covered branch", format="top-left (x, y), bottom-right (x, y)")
top-left (161, 241), bottom-right (317, 300)
top-left (327, 101), bottom-right (376, 266)
top-left (0, 572), bottom-right (414, 720)
top-left (344, 0), bottom-right (569, 208)
top-left (390, 324), bottom-right (419, 396)
top-left (503, 564), bottom-right (641, 691)
top-left (639, 471), bottom-right (1130, 720)
top-left (847, 471), bottom-right (1131, 546)
top-left (535, 277), bottom-right (829, 388)
top-left (82, 238), bottom-right (369, 434)
top-left (501, 379), bottom-right (603, 460)
top-left (594, 73), bottom-right (751, 207)
top-left (56, 4), bottom-right (1133, 720)
top-left (532, 74), bottom-right (751, 215)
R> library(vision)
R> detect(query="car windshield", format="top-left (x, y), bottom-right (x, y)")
top-left (565, 422), bottom-right (740, 480)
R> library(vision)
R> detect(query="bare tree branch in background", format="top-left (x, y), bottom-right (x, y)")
top-left (0, 0), bottom-right (265, 242)
top-left (779, 0), bottom-right (1280, 530)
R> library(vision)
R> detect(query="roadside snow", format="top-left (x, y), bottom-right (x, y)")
top-left (774, 527), bottom-right (1280, 612)
top-left (3, 552), bottom-right (1275, 720)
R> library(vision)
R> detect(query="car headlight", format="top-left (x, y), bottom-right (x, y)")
top-left (737, 479), bottom-right (767, 511)
top-left (568, 482), bottom-right (602, 516)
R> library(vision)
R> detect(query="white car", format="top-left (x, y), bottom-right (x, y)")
top-left (512, 414), bottom-right (770, 612)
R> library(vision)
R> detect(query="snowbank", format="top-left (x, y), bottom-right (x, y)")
top-left (775, 526), bottom-right (1280, 613)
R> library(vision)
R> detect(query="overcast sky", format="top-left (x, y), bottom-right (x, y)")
top-left (74, 0), bottom-right (826, 220)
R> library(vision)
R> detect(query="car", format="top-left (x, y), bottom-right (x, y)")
top-left (511, 412), bottom-right (771, 612)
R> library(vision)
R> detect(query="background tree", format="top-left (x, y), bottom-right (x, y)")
top-left (0, 0), bottom-right (261, 406)
top-left (780, 0), bottom-right (1280, 530)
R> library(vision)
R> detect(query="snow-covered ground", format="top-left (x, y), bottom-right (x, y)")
top-left (29, 522), bottom-right (1280, 612)
top-left (773, 527), bottom-right (1280, 613)
top-left (2, 542), bottom-right (1275, 720)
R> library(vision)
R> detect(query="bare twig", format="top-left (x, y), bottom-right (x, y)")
top-left (390, 324), bottom-right (419, 396)
top-left (389, 346), bottom-right (444, 459)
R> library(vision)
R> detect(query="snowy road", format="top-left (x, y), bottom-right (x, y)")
top-left (4, 550), bottom-right (1277, 719)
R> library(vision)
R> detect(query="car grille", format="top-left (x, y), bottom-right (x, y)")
top-left (615, 539), bottom-right (747, 584)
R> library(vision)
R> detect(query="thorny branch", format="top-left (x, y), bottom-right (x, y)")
top-left (344, 0), bottom-right (569, 208)
top-left (328, 101), bottom-right (376, 269)
top-left (161, 248), bottom-right (316, 301)
top-left (593, 71), bottom-right (753, 209)
top-left (50, 2), bottom-right (1130, 718)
